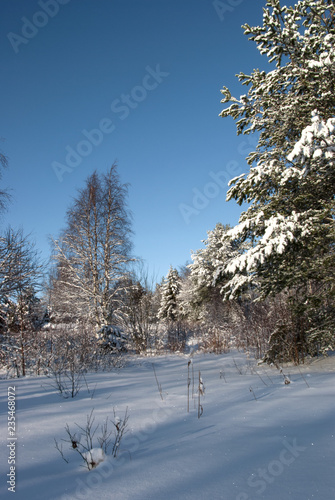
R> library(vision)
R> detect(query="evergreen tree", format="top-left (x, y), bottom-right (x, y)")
top-left (185, 223), bottom-right (240, 320)
top-left (158, 266), bottom-right (181, 322)
top-left (218, 0), bottom-right (335, 360)
top-left (189, 224), bottom-right (242, 294)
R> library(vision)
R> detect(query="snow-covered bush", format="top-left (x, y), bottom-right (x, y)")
top-left (96, 325), bottom-right (128, 352)
top-left (55, 407), bottom-right (129, 470)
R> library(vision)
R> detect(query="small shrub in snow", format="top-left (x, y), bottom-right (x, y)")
top-left (277, 366), bottom-right (291, 385)
top-left (55, 407), bottom-right (129, 470)
top-left (47, 358), bottom-right (84, 399)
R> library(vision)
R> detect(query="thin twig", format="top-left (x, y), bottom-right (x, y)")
top-left (233, 357), bottom-right (243, 375)
top-left (54, 438), bottom-right (69, 463)
top-left (249, 386), bottom-right (257, 401)
top-left (220, 367), bottom-right (227, 383)
top-left (297, 366), bottom-right (310, 388)
top-left (152, 363), bottom-right (163, 400)
top-left (254, 369), bottom-right (268, 386)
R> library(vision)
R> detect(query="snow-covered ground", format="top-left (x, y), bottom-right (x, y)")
top-left (1, 351), bottom-right (335, 500)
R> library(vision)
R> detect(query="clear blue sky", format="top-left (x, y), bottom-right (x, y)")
top-left (1, 0), bottom-right (268, 281)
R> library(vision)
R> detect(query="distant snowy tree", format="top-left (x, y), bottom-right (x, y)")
top-left (184, 224), bottom-right (248, 352)
top-left (118, 267), bottom-right (161, 353)
top-left (47, 258), bottom-right (84, 324)
top-left (3, 289), bottom-right (48, 376)
top-left (158, 266), bottom-right (191, 351)
top-left (0, 227), bottom-right (44, 299)
top-left (189, 224), bottom-right (242, 299)
top-left (0, 228), bottom-right (45, 375)
top-left (183, 224), bottom-right (238, 320)
top-left (178, 267), bottom-right (200, 322)
top-left (0, 297), bottom-right (18, 334)
top-left (158, 266), bottom-right (181, 322)
top-left (219, 0), bottom-right (335, 360)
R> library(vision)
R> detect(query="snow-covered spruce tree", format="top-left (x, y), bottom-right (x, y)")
top-left (50, 164), bottom-right (134, 329)
top-left (188, 223), bottom-right (241, 310)
top-left (158, 266), bottom-right (184, 350)
top-left (158, 266), bottom-right (182, 321)
top-left (187, 223), bottom-right (255, 353)
top-left (218, 0), bottom-right (335, 362)
top-left (186, 224), bottom-right (235, 346)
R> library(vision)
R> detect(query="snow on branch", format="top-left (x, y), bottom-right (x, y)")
top-left (221, 209), bottom-right (323, 299)
top-left (287, 110), bottom-right (335, 169)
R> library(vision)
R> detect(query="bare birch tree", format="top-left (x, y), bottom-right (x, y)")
top-left (0, 227), bottom-right (44, 298)
top-left (50, 164), bottom-right (134, 328)
top-left (0, 227), bottom-right (45, 376)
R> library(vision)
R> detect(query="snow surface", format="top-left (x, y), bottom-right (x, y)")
top-left (1, 351), bottom-right (335, 499)
top-left (83, 448), bottom-right (106, 470)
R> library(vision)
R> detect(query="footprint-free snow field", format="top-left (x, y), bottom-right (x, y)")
top-left (1, 351), bottom-right (335, 499)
